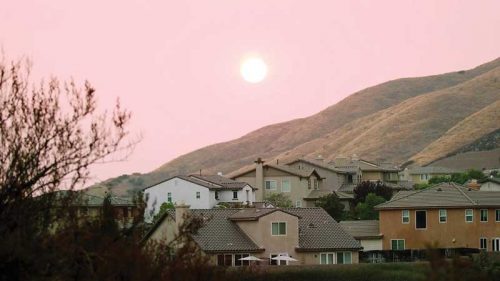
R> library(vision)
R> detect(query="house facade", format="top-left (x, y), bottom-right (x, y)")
top-left (143, 175), bottom-right (255, 221)
top-left (480, 178), bottom-right (500, 191)
top-left (230, 158), bottom-right (324, 207)
top-left (375, 183), bottom-right (500, 252)
top-left (400, 166), bottom-right (462, 185)
top-left (145, 205), bottom-right (362, 266)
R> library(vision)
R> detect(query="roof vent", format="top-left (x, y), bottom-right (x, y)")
top-left (308, 223), bottom-right (317, 229)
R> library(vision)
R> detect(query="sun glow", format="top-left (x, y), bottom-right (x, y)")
top-left (240, 57), bottom-right (268, 83)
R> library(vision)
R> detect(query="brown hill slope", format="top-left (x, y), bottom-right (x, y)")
top-left (89, 58), bottom-right (500, 196)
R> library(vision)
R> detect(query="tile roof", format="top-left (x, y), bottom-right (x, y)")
top-left (339, 220), bottom-right (382, 239)
top-left (228, 208), bottom-right (300, 221)
top-left (332, 159), bottom-right (400, 172)
top-left (144, 175), bottom-right (253, 191)
top-left (285, 208), bottom-right (362, 251)
top-left (376, 182), bottom-right (500, 210)
top-left (189, 174), bottom-right (255, 190)
top-left (148, 207), bottom-right (361, 252)
top-left (286, 158), bottom-right (348, 174)
top-left (230, 163), bottom-right (324, 179)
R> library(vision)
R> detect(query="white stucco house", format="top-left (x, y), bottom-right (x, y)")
top-left (143, 174), bottom-right (256, 222)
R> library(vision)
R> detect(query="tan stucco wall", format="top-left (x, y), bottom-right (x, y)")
top-left (148, 216), bottom-right (177, 244)
top-left (380, 208), bottom-right (500, 250)
top-left (360, 239), bottom-right (383, 251)
top-left (411, 173), bottom-right (452, 184)
top-left (362, 172), bottom-right (384, 181)
top-left (287, 162), bottom-right (343, 191)
top-left (236, 210), bottom-right (299, 258)
top-left (235, 167), bottom-right (318, 206)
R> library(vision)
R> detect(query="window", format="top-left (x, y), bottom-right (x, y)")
top-left (271, 222), bottom-right (287, 236)
top-left (493, 238), bottom-right (500, 252)
top-left (308, 179), bottom-right (312, 189)
top-left (215, 191), bottom-right (219, 200)
top-left (402, 210), bottom-right (410, 224)
top-left (347, 174), bottom-right (353, 183)
top-left (320, 253), bottom-right (335, 265)
top-left (196, 191), bottom-right (200, 199)
top-left (420, 174), bottom-right (429, 180)
top-left (480, 238), bottom-right (488, 250)
top-left (270, 254), bottom-right (287, 265)
top-left (439, 209), bottom-right (447, 223)
top-left (224, 254), bottom-right (233, 266)
top-left (496, 210), bottom-right (500, 222)
top-left (295, 200), bottom-right (302, 208)
top-left (416, 210), bottom-right (427, 229)
top-left (167, 192), bottom-right (172, 203)
top-left (337, 252), bottom-right (352, 264)
top-left (465, 209), bottom-right (473, 223)
top-left (391, 239), bottom-right (405, 251)
top-left (233, 191), bottom-right (238, 200)
top-left (480, 209), bottom-right (488, 222)
top-left (234, 254), bottom-right (250, 266)
top-left (265, 180), bottom-right (277, 190)
top-left (314, 179), bottom-right (319, 190)
top-left (281, 180), bottom-right (291, 192)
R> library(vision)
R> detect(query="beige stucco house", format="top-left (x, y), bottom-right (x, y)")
top-left (230, 158), bottom-right (324, 207)
top-left (144, 205), bottom-right (362, 266)
top-left (400, 166), bottom-right (462, 185)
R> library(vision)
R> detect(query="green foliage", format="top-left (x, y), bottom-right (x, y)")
top-left (428, 169), bottom-right (486, 185)
top-left (354, 193), bottom-right (386, 220)
top-left (315, 194), bottom-right (345, 221)
top-left (264, 193), bottom-right (293, 208)
top-left (353, 181), bottom-right (393, 205)
top-left (152, 202), bottom-right (175, 224)
top-left (428, 176), bottom-right (451, 185)
top-left (414, 183), bottom-right (431, 190)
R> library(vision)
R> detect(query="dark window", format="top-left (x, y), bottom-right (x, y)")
top-left (217, 255), bottom-right (224, 266)
top-left (215, 191), bottom-right (219, 200)
top-left (270, 254), bottom-right (278, 265)
top-left (233, 191), bottom-right (238, 200)
top-left (347, 174), bottom-right (353, 183)
top-left (480, 209), bottom-right (488, 222)
top-left (416, 210), bottom-right (426, 229)
top-left (496, 210), bottom-right (500, 222)
top-left (224, 254), bottom-right (232, 266)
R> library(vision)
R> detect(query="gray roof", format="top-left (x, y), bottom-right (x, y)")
top-left (228, 208), bottom-right (300, 221)
top-left (285, 208), bottom-right (362, 251)
top-left (286, 158), bottom-right (348, 174)
top-left (144, 175), bottom-right (253, 191)
top-left (376, 182), bottom-right (500, 210)
top-left (231, 163), bottom-right (324, 179)
top-left (408, 166), bottom-right (462, 175)
top-left (332, 159), bottom-right (400, 172)
top-left (338, 183), bottom-right (357, 193)
top-left (148, 207), bottom-right (361, 252)
top-left (339, 220), bottom-right (382, 239)
top-left (189, 174), bottom-right (256, 190)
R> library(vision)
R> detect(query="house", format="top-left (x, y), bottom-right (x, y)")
top-left (286, 157), bottom-right (356, 192)
top-left (480, 177), bottom-right (500, 191)
top-left (143, 175), bottom-right (256, 221)
top-left (400, 166), bottom-right (462, 185)
top-left (303, 190), bottom-right (354, 211)
top-left (340, 220), bottom-right (384, 263)
top-left (375, 182), bottom-right (500, 252)
top-left (53, 190), bottom-right (139, 229)
top-left (144, 204), bottom-right (362, 266)
top-left (330, 155), bottom-right (401, 192)
top-left (230, 158), bottom-right (324, 207)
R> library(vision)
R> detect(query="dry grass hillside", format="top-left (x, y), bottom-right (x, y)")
top-left (87, 58), bottom-right (500, 196)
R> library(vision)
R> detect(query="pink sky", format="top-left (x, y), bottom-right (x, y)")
top-left (1, 0), bottom-right (499, 183)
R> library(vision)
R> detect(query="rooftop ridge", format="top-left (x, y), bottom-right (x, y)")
top-left (452, 182), bottom-right (477, 205)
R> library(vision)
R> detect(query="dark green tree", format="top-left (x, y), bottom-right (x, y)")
top-left (353, 181), bottom-right (393, 205)
top-left (152, 201), bottom-right (175, 224)
top-left (354, 193), bottom-right (386, 220)
top-left (264, 193), bottom-right (292, 208)
top-left (315, 193), bottom-right (345, 221)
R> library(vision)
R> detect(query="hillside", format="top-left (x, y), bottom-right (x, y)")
top-left (88, 57), bottom-right (500, 197)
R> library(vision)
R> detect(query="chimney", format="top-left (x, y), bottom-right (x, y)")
top-left (255, 158), bottom-right (265, 193)
top-left (333, 155), bottom-right (349, 167)
top-left (175, 201), bottom-right (191, 233)
top-left (315, 155), bottom-right (324, 162)
top-left (467, 179), bottom-right (481, 191)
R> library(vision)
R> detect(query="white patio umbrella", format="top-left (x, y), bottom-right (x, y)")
top-left (238, 256), bottom-right (264, 261)
top-left (271, 255), bottom-right (298, 262)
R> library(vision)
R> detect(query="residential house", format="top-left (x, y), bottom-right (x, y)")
top-left (286, 158), bottom-right (356, 192)
top-left (340, 220), bottom-right (384, 263)
top-left (303, 190), bottom-right (354, 211)
top-left (144, 204), bottom-right (362, 266)
top-left (375, 183), bottom-right (500, 252)
top-left (230, 158), bottom-right (324, 207)
top-left (400, 166), bottom-right (462, 185)
top-left (143, 175), bottom-right (256, 221)
top-left (480, 177), bottom-right (500, 191)
top-left (330, 155), bottom-right (401, 192)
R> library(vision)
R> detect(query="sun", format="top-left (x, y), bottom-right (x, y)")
top-left (240, 57), bottom-right (268, 83)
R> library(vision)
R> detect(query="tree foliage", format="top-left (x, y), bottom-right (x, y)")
top-left (264, 192), bottom-right (293, 208)
top-left (353, 181), bottom-right (393, 205)
top-left (354, 193), bottom-right (386, 220)
top-left (427, 169), bottom-right (487, 186)
top-left (152, 201), bottom-right (175, 224)
top-left (315, 193), bottom-right (345, 221)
